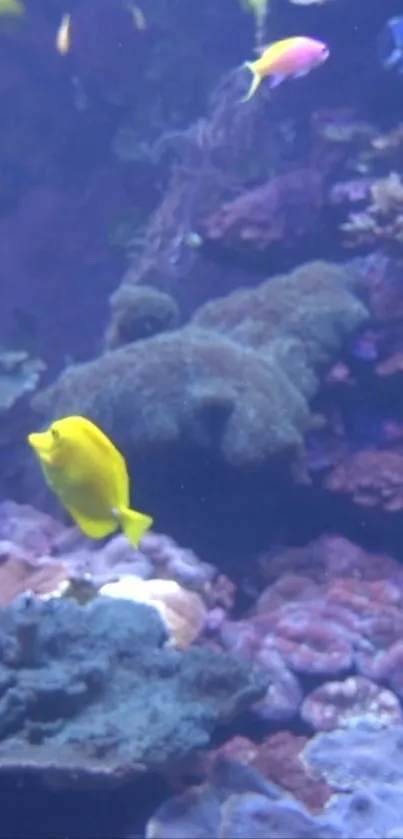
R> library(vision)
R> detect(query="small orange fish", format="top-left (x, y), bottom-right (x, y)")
top-left (56, 13), bottom-right (71, 55)
top-left (241, 36), bottom-right (330, 100)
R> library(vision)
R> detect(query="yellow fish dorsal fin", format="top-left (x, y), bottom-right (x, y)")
top-left (259, 37), bottom-right (300, 57)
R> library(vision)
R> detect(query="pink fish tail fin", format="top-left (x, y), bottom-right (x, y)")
top-left (240, 61), bottom-right (262, 102)
top-left (119, 505), bottom-right (153, 547)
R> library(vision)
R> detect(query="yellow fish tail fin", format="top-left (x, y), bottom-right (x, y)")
top-left (240, 61), bottom-right (262, 102)
top-left (118, 506), bottom-right (153, 547)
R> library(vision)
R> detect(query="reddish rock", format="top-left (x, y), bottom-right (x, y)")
top-left (0, 541), bottom-right (67, 604)
top-left (209, 731), bottom-right (332, 812)
top-left (201, 169), bottom-right (325, 252)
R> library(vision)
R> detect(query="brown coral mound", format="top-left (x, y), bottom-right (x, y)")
top-left (105, 285), bottom-right (179, 349)
top-left (33, 261), bottom-right (367, 473)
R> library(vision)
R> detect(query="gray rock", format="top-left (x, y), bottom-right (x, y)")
top-left (0, 596), bottom-right (267, 788)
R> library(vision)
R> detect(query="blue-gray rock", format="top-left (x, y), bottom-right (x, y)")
top-left (0, 595), bottom-right (268, 788)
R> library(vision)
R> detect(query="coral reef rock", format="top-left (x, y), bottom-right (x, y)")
top-left (0, 351), bottom-right (45, 413)
top-left (99, 575), bottom-right (207, 648)
top-left (201, 169), bottom-right (325, 254)
top-left (218, 534), bottom-right (403, 725)
top-left (0, 596), bottom-right (267, 789)
top-left (146, 756), bottom-right (343, 839)
top-left (303, 725), bottom-right (403, 792)
top-left (207, 731), bottom-right (333, 812)
top-left (147, 740), bottom-right (403, 838)
top-left (301, 676), bottom-right (402, 732)
top-left (33, 262), bottom-right (368, 478)
top-left (105, 285), bottom-right (180, 350)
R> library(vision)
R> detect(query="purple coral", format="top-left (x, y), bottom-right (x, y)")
top-left (301, 676), bottom-right (402, 732)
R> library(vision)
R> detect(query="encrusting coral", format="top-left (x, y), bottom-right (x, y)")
top-left (200, 168), bottom-right (325, 253)
top-left (341, 172), bottom-right (403, 248)
top-left (105, 284), bottom-right (180, 349)
top-left (0, 350), bottom-right (45, 413)
top-left (0, 595), bottom-right (267, 790)
top-left (33, 261), bottom-right (368, 474)
top-left (0, 501), bottom-right (233, 648)
top-left (145, 746), bottom-right (403, 839)
top-left (217, 533), bottom-right (403, 725)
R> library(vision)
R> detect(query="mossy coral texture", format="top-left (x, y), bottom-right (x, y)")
top-left (33, 261), bottom-right (367, 468)
top-left (0, 596), bottom-right (267, 788)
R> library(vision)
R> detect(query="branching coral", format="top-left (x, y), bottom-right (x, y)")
top-left (112, 69), bottom-right (325, 317)
top-left (341, 172), bottom-right (403, 248)
top-left (325, 449), bottom-right (403, 514)
top-left (0, 350), bottom-right (44, 413)
top-left (238, 0), bottom-right (270, 52)
top-left (200, 169), bottom-right (325, 252)
top-left (116, 70), bottom-right (273, 311)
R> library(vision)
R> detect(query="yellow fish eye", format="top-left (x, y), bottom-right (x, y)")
top-left (51, 426), bottom-right (61, 442)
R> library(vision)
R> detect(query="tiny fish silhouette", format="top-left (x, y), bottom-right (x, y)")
top-left (56, 13), bottom-right (71, 55)
top-left (28, 415), bottom-right (153, 546)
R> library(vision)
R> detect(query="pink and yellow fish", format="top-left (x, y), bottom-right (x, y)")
top-left (241, 36), bottom-right (330, 101)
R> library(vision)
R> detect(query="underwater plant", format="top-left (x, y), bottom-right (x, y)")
top-left (238, 0), bottom-right (270, 52)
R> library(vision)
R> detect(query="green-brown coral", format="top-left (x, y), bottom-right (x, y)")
top-left (105, 284), bottom-right (180, 349)
top-left (33, 261), bottom-right (367, 470)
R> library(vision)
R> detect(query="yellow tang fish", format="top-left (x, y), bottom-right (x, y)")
top-left (27, 415), bottom-right (153, 547)
top-left (241, 36), bottom-right (330, 101)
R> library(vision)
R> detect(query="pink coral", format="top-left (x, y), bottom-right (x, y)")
top-left (301, 676), bottom-right (402, 732)
top-left (0, 501), bottom-right (64, 555)
top-left (325, 450), bottom-right (403, 513)
top-left (0, 540), bottom-right (68, 604)
top-left (216, 534), bottom-right (403, 723)
top-left (201, 169), bottom-right (324, 251)
top-left (207, 731), bottom-right (332, 812)
top-left (0, 502), bottom-right (234, 632)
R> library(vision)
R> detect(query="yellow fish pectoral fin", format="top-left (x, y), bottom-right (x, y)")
top-left (240, 62), bottom-right (262, 102)
top-left (117, 506), bottom-right (153, 547)
top-left (64, 503), bottom-right (118, 540)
